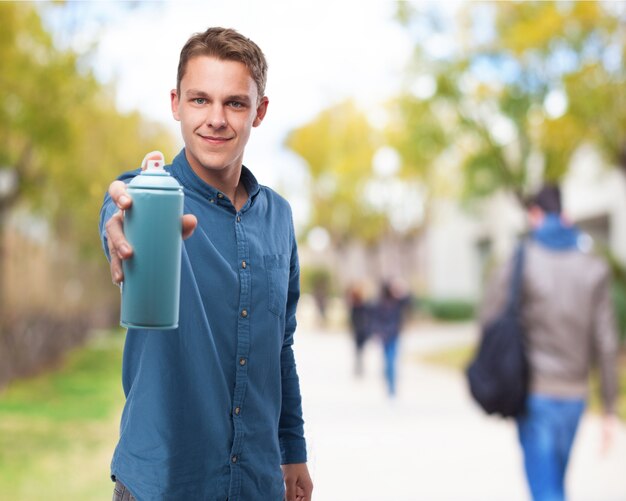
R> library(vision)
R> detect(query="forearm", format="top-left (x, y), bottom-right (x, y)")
top-left (593, 272), bottom-right (620, 413)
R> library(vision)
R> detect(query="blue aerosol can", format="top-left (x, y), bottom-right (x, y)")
top-left (120, 159), bottom-right (184, 329)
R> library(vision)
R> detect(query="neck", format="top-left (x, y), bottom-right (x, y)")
top-left (186, 152), bottom-right (248, 209)
top-left (213, 176), bottom-right (248, 211)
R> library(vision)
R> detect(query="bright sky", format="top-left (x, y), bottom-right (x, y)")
top-left (92, 3), bottom-right (409, 169)
top-left (43, 1), bottom-right (418, 225)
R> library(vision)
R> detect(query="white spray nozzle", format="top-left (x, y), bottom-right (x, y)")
top-left (146, 159), bottom-right (165, 170)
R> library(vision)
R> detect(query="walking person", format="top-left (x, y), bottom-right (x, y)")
top-left (101, 27), bottom-right (312, 501)
top-left (480, 184), bottom-right (620, 501)
top-left (372, 280), bottom-right (411, 397)
top-left (346, 282), bottom-right (372, 377)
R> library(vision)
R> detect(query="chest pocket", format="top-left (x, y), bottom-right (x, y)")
top-left (264, 254), bottom-right (290, 316)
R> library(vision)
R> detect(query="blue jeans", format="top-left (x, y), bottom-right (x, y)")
top-left (516, 394), bottom-right (585, 501)
top-left (382, 337), bottom-right (399, 396)
top-left (112, 479), bottom-right (136, 501)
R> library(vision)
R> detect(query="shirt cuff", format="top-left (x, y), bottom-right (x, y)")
top-left (280, 437), bottom-right (307, 464)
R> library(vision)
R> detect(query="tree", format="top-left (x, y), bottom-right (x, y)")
top-left (285, 100), bottom-right (387, 246)
top-left (0, 2), bottom-right (175, 254)
top-left (0, 2), bottom-right (176, 384)
top-left (395, 1), bottom-right (626, 202)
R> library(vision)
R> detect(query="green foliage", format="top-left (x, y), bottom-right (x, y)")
top-left (0, 330), bottom-right (125, 500)
top-left (0, 332), bottom-right (122, 421)
top-left (0, 2), bottom-right (176, 257)
top-left (300, 265), bottom-right (334, 296)
top-left (589, 352), bottom-right (626, 420)
top-left (285, 101), bottom-right (389, 245)
top-left (422, 298), bottom-right (476, 322)
top-left (394, 0), bottom-right (626, 205)
top-left (604, 250), bottom-right (626, 344)
top-left (417, 343), bottom-right (473, 371)
top-left (613, 283), bottom-right (626, 345)
top-left (288, 2), bottom-right (625, 260)
top-left (385, 93), bottom-right (447, 178)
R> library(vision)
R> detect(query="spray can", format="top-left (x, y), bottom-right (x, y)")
top-left (120, 159), bottom-right (184, 329)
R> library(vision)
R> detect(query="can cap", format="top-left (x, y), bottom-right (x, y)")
top-left (128, 158), bottom-right (182, 190)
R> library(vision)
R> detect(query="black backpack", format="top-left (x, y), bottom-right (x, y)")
top-left (466, 243), bottom-right (529, 418)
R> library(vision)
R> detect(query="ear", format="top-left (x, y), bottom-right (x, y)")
top-left (171, 89), bottom-right (181, 121)
top-left (253, 96), bottom-right (269, 127)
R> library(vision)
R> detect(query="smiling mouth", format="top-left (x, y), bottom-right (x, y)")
top-left (199, 134), bottom-right (232, 143)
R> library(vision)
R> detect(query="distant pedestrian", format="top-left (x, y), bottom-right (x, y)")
top-left (372, 280), bottom-right (411, 397)
top-left (346, 283), bottom-right (372, 377)
top-left (480, 184), bottom-right (620, 501)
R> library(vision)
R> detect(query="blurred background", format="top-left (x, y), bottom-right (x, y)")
top-left (1, 1), bottom-right (625, 500)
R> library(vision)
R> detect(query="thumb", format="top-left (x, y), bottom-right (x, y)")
top-left (141, 150), bottom-right (165, 170)
top-left (284, 477), bottom-right (296, 501)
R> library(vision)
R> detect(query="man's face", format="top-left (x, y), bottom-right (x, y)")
top-left (171, 56), bottom-right (268, 178)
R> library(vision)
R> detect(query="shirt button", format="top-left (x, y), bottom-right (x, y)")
top-left (217, 193), bottom-right (224, 199)
top-left (231, 455), bottom-right (238, 463)
top-left (239, 358), bottom-right (247, 366)
top-left (241, 309), bottom-right (248, 318)
top-left (236, 216), bottom-right (241, 222)
top-left (234, 406), bottom-right (241, 415)
top-left (242, 260), bottom-right (247, 269)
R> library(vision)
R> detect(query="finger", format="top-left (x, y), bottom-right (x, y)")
top-left (182, 214), bottom-right (198, 240)
top-left (109, 247), bottom-right (124, 285)
top-left (109, 180), bottom-right (132, 210)
top-left (141, 150), bottom-right (165, 170)
top-left (106, 215), bottom-right (127, 285)
top-left (105, 211), bottom-right (133, 261)
top-left (295, 486), bottom-right (305, 501)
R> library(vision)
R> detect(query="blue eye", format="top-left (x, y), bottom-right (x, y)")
top-left (193, 98), bottom-right (207, 105)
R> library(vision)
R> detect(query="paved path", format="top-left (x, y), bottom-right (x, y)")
top-left (293, 322), bottom-right (626, 501)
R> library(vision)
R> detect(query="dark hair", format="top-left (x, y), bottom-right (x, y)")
top-left (381, 281), bottom-right (394, 300)
top-left (177, 27), bottom-right (268, 101)
top-left (529, 184), bottom-right (562, 213)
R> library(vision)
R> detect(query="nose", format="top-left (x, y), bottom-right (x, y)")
top-left (206, 105), bottom-right (226, 129)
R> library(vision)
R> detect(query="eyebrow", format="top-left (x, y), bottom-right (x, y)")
top-left (185, 89), bottom-right (209, 98)
top-left (185, 89), bottom-right (252, 104)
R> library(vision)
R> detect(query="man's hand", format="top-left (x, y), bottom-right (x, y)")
top-left (600, 413), bottom-right (619, 455)
top-left (106, 151), bottom-right (197, 285)
top-left (282, 463), bottom-right (313, 501)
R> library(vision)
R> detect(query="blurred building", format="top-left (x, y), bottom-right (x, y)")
top-left (426, 144), bottom-right (626, 303)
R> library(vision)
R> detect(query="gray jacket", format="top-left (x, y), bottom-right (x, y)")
top-left (481, 240), bottom-right (620, 413)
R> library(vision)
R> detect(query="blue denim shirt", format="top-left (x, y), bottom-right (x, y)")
top-left (99, 149), bottom-right (306, 500)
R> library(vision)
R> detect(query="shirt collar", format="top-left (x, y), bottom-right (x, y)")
top-left (171, 149), bottom-right (261, 206)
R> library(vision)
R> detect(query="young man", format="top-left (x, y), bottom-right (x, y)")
top-left (480, 185), bottom-right (619, 501)
top-left (100, 27), bottom-right (313, 501)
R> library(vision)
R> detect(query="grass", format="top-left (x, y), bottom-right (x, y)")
top-left (0, 329), bottom-right (126, 501)
top-left (417, 341), bottom-right (626, 421)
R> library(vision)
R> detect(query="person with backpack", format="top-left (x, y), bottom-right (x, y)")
top-left (479, 184), bottom-right (620, 501)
